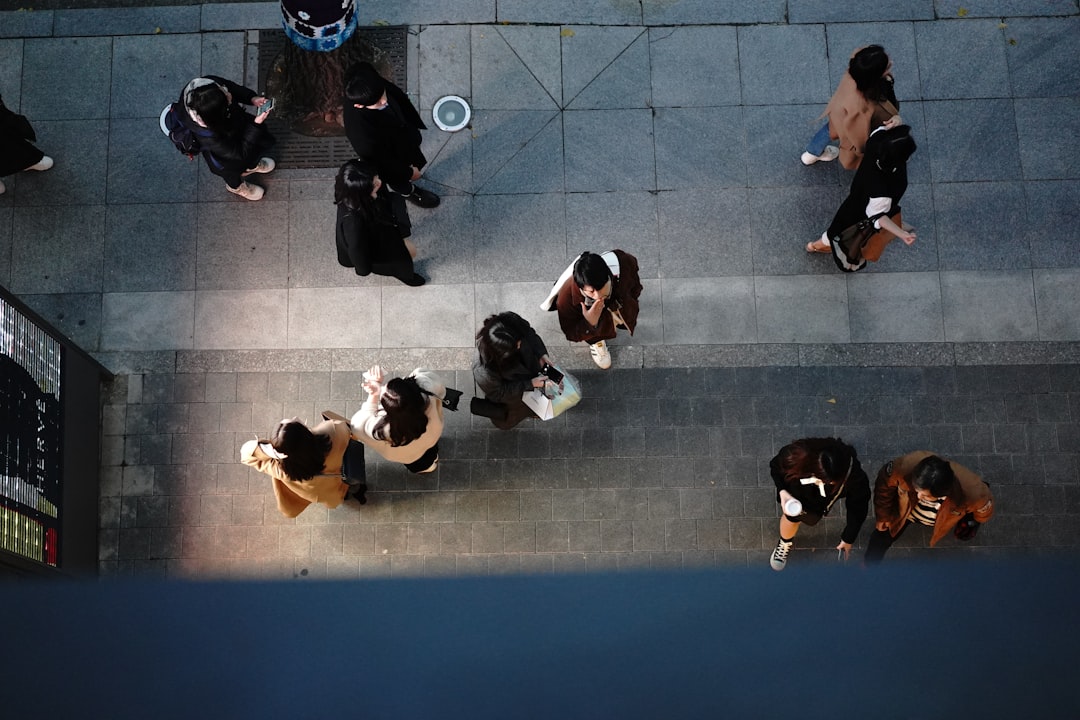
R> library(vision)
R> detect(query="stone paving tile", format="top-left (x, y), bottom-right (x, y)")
top-left (655, 107), bottom-right (746, 190)
top-left (644, 0), bottom-right (786, 25)
top-left (916, 18), bottom-right (1012, 100)
top-left (21, 37), bottom-right (113, 120)
top-left (566, 30), bottom-right (650, 110)
top-left (649, 26), bottom-right (740, 107)
top-left (738, 24), bottom-right (829, 106)
top-left (111, 34), bottom-right (201, 118)
top-left (55, 7), bottom-right (201, 36)
top-left (789, 0), bottom-right (934, 23)
top-left (1004, 17), bottom-right (1080, 98)
top-left (0, 10), bottom-right (54, 39)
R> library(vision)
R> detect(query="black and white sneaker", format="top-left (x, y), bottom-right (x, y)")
top-left (770, 537), bottom-right (793, 571)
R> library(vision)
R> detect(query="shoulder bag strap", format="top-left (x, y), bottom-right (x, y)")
top-left (823, 456), bottom-right (855, 515)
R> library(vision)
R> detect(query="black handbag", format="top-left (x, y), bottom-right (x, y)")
top-left (830, 211), bottom-right (888, 273)
top-left (341, 439), bottom-right (367, 504)
top-left (420, 385), bottom-right (461, 411)
top-left (441, 387), bottom-right (462, 411)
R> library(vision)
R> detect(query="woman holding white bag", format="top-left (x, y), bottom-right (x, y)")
top-left (472, 312), bottom-right (564, 430)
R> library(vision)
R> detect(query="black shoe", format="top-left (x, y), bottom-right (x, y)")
top-left (401, 273), bottom-right (426, 287)
top-left (406, 187), bottom-right (440, 208)
top-left (347, 483), bottom-right (368, 505)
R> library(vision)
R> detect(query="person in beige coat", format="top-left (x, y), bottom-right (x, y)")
top-left (351, 366), bottom-right (445, 473)
top-left (801, 45), bottom-right (903, 169)
top-left (240, 411), bottom-right (356, 518)
top-left (865, 451), bottom-right (995, 563)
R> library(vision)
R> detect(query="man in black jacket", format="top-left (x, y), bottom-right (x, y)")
top-left (342, 62), bottom-right (439, 209)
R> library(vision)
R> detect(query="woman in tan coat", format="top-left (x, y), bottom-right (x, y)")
top-left (352, 366), bottom-right (445, 473)
top-left (865, 451), bottom-right (995, 563)
top-left (241, 412), bottom-right (359, 518)
top-left (801, 45), bottom-right (902, 169)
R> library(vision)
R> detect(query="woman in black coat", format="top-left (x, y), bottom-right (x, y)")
top-left (473, 312), bottom-right (553, 430)
top-left (180, 76), bottom-right (276, 200)
top-left (767, 437), bottom-right (871, 571)
top-left (0, 94), bottom-right (53, 195)
top-left (333, 159), bottom-right (424, 286)
top-left (806, 124), bottom-right (917, 269)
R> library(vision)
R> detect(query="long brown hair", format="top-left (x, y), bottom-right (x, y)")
top-left (777, 437), bottom-right (854, 487)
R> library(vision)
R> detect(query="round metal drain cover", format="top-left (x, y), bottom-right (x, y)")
top-left (433, 95), bottom-right (471, 132)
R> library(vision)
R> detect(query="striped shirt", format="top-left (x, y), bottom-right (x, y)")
top-left (911, 497), bottom-right (942, 526)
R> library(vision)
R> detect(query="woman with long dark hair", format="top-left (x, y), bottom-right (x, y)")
top-left (473, 312), bottom-right (554, 430)
top-left (180, 76), bottom-right (276, 200)
top-left (801, 45), bottom-right (902, 169)
top-left (334, 159), bottom-right (424, 286)
top-left (806, 124), bottom-right (917, 266)
top-left (767, 437), bottom-right (871, 571)
top-left (240, 412), bottom-right (362, 518)
top-left (351, 366), bottom-right (445, 473)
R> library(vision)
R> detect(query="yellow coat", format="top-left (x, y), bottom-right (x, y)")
top-left (240, 411), bottom-right (351, 518)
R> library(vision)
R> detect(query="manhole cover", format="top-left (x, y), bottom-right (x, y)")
top-left (257, 26), bottom-right (409, 169)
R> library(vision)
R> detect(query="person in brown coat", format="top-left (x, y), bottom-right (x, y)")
top-left (240, 411), bottom-right (363, 518)
top-left (865, 451), bottom-right (995, 564)
top-left (801, 45), bottom-right (902, 169)
top-left (545, 250), bottom-right (642, 370)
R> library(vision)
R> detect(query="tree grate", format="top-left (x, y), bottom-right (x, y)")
top-left (256, 26), bottom-right (409, 170)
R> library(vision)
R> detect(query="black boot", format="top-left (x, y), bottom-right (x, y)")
top-left (406, 186), bottom-right (440, 208)
top-left (347, 483), bottom-right (368, 505)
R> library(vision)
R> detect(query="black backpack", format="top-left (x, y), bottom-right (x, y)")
top-left (163, 103), bottom-right (212, 160)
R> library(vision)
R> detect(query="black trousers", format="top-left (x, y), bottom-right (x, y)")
top-left (864, 522), bottom-right (912, 564)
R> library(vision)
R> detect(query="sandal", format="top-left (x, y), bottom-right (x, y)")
top-left (806, 239), bottom-right (830, 254)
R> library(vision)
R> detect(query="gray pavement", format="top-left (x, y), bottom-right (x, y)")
top-left (1, 1), bottom-right (1078, 578)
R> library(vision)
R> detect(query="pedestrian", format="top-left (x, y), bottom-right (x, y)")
top-left (0, 94), bottom-right (53, 195)
top-left (334, 159), bottom-right (425, 286)
top-left (768, 437), bottom-right (871, 571)
top-left (178, 76), bottom-right (276, 201)
top-left (801, 45), bottom-right (901, 169)
top-left (240, 413), bottom-right (364, 518)
top-left (542, 250), bottom-right (642, 370)
top-left (865, 452), bottom-right (995, 564)
top-left (806, 124), bottom-right (917, 269)
top-left (343, 61), bottom-right (439, 209)
top-left (351, 366), bottom-right (445, 474)
top-left (473, 312), bottom-right (555, 430)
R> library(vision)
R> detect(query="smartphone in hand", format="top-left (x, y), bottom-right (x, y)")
top-left (256, 98), bottom-right (274, 116)
top-left (541, 364), bottom-right (564, 384)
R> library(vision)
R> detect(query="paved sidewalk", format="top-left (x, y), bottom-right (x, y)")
top-left (0, 1), bottom-right (1078, 578)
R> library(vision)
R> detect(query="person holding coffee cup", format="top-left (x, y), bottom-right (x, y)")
top-left (768, 437), bottom-right (871, 571)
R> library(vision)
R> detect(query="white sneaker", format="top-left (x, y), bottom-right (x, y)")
top-left (770, 538), bottom-right (794, 571)
top-left (800, 146), bottom-right (839, 165)
top-left (28, 156), bottom-right (53, 171)
top-left (243, 157), bottom-right (275, 175)
top-left (227, 181), bottom-right (264, 201)
top-left (589, 340), bottom-right (612, 370)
